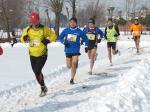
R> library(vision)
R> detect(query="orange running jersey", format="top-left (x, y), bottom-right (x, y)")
top-left (130, 24), bottom-right (142, 37)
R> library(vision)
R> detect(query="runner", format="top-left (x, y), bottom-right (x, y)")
top-left (0, 46), bottom-right (3, 55)
top-left (83, 18), bottom-right (104, 75)
top-left (21, 12), bottom-right (57, 97)
top-left (104, 18), bottom-right (120, 66)
top-left (59, 17), bottom-right (88, 84)
top-left (130, 17), bottom-right (143, 54)
top-left (11, 30), bottom-right (18, 47)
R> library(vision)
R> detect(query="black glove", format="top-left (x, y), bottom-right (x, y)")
top-left (97, 39), bottom-right (101, 43)
top-left (23, 35), bottom-right (29, 42)
top-left (64, 40), bottom-right (70, 47)
top-left (80, 40), bottom-right (83, 45)
top-left (141, 32), bottom-right (142, 34)
top-left (105, 36), bottom-right (107, 40)
top-left (114, 34), bottom-right (118, 37)
top-left (42, 39), bottom-right (50, 46)
top-left (85, 47), bottom-right (88, 53)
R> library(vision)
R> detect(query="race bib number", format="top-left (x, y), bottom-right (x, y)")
top-left (30, 40), bottom-right (41, 47)
top-left (67, 34), bottom-right (77, 42)
top-left (133, 31), bottom-right (140, 36)
top-left (87, 34), bottom-right (96, 40)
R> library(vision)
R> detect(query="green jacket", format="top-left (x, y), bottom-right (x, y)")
top-left (104, 25), bottom-right (120, 42)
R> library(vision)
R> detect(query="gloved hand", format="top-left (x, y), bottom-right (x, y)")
top-left (64, 40), bottom-right (70, 48)
top-left (97, 39), bottom-right (101, 43)
top-left (114, 34), bottom-right (118, 37)
top-left (42, 38), bottom-right (50, 46)
top-left (85, 47), bottom-right (88, 53)
top-left (80, 40), bottom-right (83, 45)
top-left (23, 35), bottom-right (29, 42)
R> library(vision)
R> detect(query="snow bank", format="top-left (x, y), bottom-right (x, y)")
top-left (75, 57), bottom-right (150, 112)
top-left (0, 65), bottom-right (67, 97)
top-left (0, 42), bottom-right (63, 48)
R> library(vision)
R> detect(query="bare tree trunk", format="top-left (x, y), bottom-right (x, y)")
top-left (55, 12), bottom-right (60, 38)
top-left (72, 0), bottom-right (76, 17)
top-left (47, 0), bottom-right (64, 38)
top-left (5, 17), bottom-right (10, 39)
top-left (67, 0), bottom-right (77, 18)
top-left (66, 7), bottom-right (69, 20)
top-left (45, 9), bottom-right (51, 26)
top-left (0, 0), bottom-right (26, 38)
top-left (93, 0), bottom-right (99, 19)
top-left (1, 0), bottom-right (10, 39)
top-left (76, 0), bottom-right (105, 26)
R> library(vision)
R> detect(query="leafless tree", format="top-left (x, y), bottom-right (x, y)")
top-left (66, 0), bottom-right (77, 17)
top-left (23, 0), bottom-right (35, 16)
top-left (0, 0), bottom-right (25, 38)
top-left (87, 0), bottom-right (100, 19)
top-left (45, 9), bottom-right (51, 26)
top-left (76, 0), bottom-right (105, 26)
top-left (125, 0), bottom-right (138, 19)
top-left (20, 0), bottom-right (44, 27)
top-left (0, 0), bottom-right (11, 38)
top-left (47, 0), bottom-right (64, 37)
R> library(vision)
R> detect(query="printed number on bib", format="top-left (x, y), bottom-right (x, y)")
top-left (87, 34), bottom-right (96, 40)
top-left (67, 34), bottom-right (77, 42)
top-left (30, 40), bottom-right (41, 47)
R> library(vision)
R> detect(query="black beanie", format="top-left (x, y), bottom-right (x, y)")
top-left (88, 18), bottom-right (95, 24)
top-left (69, 17), bottom-right (77, 23)
top-left (108, 18), bottom-right (113, 22)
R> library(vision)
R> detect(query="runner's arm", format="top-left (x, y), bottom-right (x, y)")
top-left (115, 25), bottom-right (120, 36)
top-left (104, 27), bottom-right (107, 40)
top-left (80, 31), bottom-right (89, 47)
top-left (130, 25), bottom-right (133, 35)
top-left (140, 24), bottom-right (143, 34)
top-left (97, 28), bottom-right (104, 39)
top-left (44, 27), bottom-right (57, 43)
top-left (20, 27), bottom-right (30, 43)
top-left (58, 29), bottom-right (67, 44)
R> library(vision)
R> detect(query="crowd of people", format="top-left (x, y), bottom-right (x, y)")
top-left (0, 12), bottom-right (143, 97)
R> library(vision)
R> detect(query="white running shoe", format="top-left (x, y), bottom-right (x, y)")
top-left (39, 86), bottom-right (48, 97)
top-left (88, 71), bottom-right (92, 75)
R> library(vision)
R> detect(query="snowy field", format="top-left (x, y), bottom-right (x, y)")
top-left (0, 35), bottom-right (150, 112)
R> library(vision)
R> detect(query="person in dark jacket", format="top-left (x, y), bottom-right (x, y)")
top-left (83, 18), bottom-right (104, 75)
top-left (11, 30), bottom-right (18, 47)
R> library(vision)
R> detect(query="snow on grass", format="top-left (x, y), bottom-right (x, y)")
top-left (55, 55), bottom-right (150, 112)
top-left (1, 35), bottom-right (150, 112)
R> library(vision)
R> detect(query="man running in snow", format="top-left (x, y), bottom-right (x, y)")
top-left (104, 18), bottom-right (120, 65)
top-left (130, 17), bottom-right (143, 54)
top-left (59, 17), bottom-right (88, 84)
top-left (21, 12), bottom-right (57, 97)
top-left (83, 18), bottom-right (104, 75)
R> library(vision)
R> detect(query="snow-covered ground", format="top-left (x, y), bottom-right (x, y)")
top-left (0, 35), bottom-right (150, 112)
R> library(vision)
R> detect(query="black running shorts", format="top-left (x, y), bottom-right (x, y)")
top-left (66, 53), bottom-right (81, 58)
top-left (107, 42), bottom-right (116, 50)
